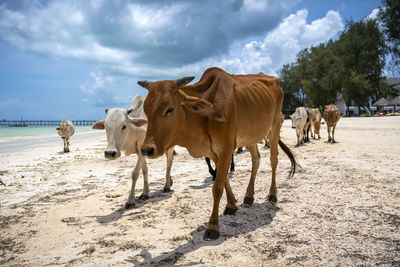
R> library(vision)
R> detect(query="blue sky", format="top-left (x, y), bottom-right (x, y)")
top-left (0, 0), bottom-right (382, 120)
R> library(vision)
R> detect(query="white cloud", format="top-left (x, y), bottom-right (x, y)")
top-left (0, 1), bottom-right (345, 108)
top-left (187, 9), bottom-right (344, 77)
top-left (366, 8), bottom-right (379, 20)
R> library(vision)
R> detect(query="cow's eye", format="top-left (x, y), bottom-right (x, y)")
top-left (165, 107), bottom-right (174, 115)
top-left (122, 125), bottom-right (126, 130)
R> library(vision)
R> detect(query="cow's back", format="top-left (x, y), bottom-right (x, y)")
top-left (233, 73), bottom-right (283, 146)
top-left (183, 68), bottom-right (283, 148)
top-left (312, 108), bottom-right (321, 122)
top-left (57, 119), bottom-right (75, 138)
top-left (323, 105), bottom-right (341, 125)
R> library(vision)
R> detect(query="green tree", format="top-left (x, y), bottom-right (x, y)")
top-left (378, 0), bottom-right (400, 73)
top-left (336, 19), bottom-right (386, 112)
top-left (295, 42), bottom-right (342, 107)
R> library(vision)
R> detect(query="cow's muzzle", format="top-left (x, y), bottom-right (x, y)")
top-left (292, 126), bottom-right (296, 129)
top-left (105, 151), bottom-right (117, 159)
top-left (141, 147), bottom-right (154, 157)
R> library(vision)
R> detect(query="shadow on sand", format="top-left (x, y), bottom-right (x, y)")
top-left (189, 172), bottom-right (235, 190)
top-left (90, 190), bottom-right (173, 224)
top-left (126, 202), bottom-right (280, 266)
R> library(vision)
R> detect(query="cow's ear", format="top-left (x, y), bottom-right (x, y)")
top-left (128, 118), bottom-right (147, 127)
top-left (178, 89), bottom-right (213, 116)
top-left (105, 109), bottom-right (109, 114)
top-left (56, 127), bottom-right (60, 130)
top-left (175, 76), bottom-right (194, 88)
top-left (137, 80), bottom-right (152, 90)
top-left (92, 120), bottom-right (105, 130)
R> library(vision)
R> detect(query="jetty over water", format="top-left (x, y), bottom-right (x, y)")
top-left (0, 120), bottom-right (97, 126)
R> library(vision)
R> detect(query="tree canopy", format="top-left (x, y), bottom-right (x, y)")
top-left (279, 14), bottom-right (399, 115)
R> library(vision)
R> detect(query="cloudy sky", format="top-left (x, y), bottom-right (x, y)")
top-left (0, 0), bottom-right (382, 120)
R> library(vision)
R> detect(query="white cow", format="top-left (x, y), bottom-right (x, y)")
top-left (56, 119), bottom-right (75, 153)
top-left (290, 107), bottom-right (308, 146)
top-left (92, 95), bottom-right (174, 209)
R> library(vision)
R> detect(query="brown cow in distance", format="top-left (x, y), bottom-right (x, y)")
top-left (311, 108), bottom-right (322, 139)
top-left (132, 67), bottom-right (296, 240)
top-left (323, 104), bottom-right (341, 142)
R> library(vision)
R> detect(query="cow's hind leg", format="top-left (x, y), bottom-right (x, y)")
top-left (331, 123), bottom-right (337, 143)
top-left (205, 157), bottom-right (217, 180)
top-left (163, 147), bottom-right (174, 192)
top-left (244, 145), bottom-right (260, 205)
top-left (268, 126), bottom-right (280, 202)
top-left (125, 156), bottom-right (144, 209)
top-left (327, 125), bottom-right (332, 142)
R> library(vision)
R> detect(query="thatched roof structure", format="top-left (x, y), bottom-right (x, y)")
top-left (388, 96), bottom-right (400, 105)
top-left (373, 96), bottom-right (400, 106)
top-left (372, 98), bottom-right (390, 106)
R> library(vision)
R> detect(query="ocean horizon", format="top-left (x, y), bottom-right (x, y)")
top-left (0, 125), bottom-right (95, 139)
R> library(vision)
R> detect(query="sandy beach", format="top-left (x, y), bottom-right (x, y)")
top-left (1, 116), bottom-right (399, 266)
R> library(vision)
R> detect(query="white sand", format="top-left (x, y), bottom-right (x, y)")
top-left (1, 116), bottom-right (399, 266)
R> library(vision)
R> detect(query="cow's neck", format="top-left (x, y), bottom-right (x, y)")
top-left (175, 107), bottom-right (215, 160)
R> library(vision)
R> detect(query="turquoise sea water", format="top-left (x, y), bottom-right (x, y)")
top-left (0, 125), bottom-right (94, 138)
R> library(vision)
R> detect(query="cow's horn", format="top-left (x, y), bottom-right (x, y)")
top-left (175, 76), bottom-right (195, 88)
top-left (137, 80), bottom-right (152, 89)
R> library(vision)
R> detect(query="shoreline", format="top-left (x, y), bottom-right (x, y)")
top-left (0, 130), bottom-right (105, 154)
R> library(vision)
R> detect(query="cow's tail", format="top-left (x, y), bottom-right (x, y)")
top-left (278, 139), bottom-right (298, 178)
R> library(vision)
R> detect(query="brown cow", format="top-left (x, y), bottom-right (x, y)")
top-left (311, 108), bottom-right (322, 139)
top-left (133, 67), bottom-right (296, 240)
top-left (323, 104), bottom-right (341, 142)
top-left (264, 112), bottom-right (285, 148)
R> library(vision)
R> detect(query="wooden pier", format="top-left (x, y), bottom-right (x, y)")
top-left (0, 120), bottom-right (97, 126)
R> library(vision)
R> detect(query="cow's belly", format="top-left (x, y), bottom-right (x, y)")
top-left (235, 93), bottom-right (276, 147)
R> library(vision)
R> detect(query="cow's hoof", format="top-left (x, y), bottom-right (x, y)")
top-left (243, 196), bottom-right (254, 205)
top-left (138, 194), bottom-right (149, 200)
top-left (64, 149), bottom-right (70, 153)
top-left (268, 195), bottom-right (277, 202)
top-left (204, 229), bottom-right (220, 240)
top-left (162, 187), bottom-right (171, 193)
top-left (124, 202), bottom-right (136, 209)
top-left (223, 206), bottom-right (238, 215)
top-left (332, 140), bottom-right (336, 143)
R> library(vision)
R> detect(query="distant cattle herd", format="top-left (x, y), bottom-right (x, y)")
top-left (56, 67), bottom-right (341, 240)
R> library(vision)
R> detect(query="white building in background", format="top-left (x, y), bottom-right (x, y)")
top-left (335, 78), bottom-right (400, 116)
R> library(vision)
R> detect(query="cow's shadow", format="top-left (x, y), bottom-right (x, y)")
top-left (189, 172), bottom-right (234, 190)
top-left (91, 190), bottom-right (173, 224)
top-left (125, 202), bottom-right (280, 266)
top-left (324, 140), bottom-right (340, 144)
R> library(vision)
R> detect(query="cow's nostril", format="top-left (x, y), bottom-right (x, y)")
top-left (105, 151), bottom-right (117, 158)
top-left (141, 147), bottom-right (154, 157)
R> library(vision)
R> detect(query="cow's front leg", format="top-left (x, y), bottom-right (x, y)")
top-left (63, 137), bottom-right (69, 153)
top-left (204, 150), bottom-right (233, 240)
top-left (296, 128), bottom-right (301, 146)
top-left (163, 147), bottom-right (174, 192)
top-left (140, 157), bottom-right (149, 199)
top-left (125, 156), bottom-right (144, 209)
